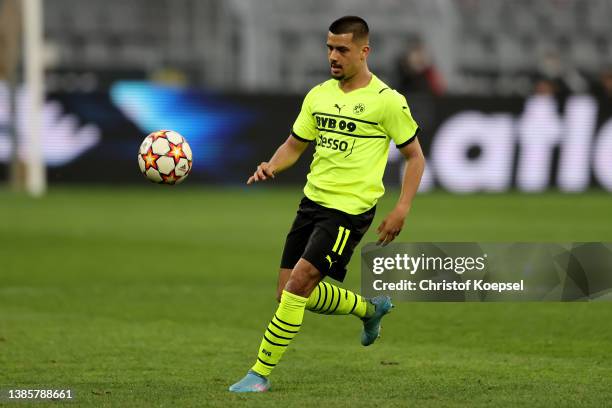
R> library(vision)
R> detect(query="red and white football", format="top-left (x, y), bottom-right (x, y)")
top-left (138, 130), bottom-right (193, 185)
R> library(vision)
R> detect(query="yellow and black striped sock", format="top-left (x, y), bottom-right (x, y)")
top-left (251, 290), bottom-right (307, 377)
top-left (306, 281), bottom-right (373, 318)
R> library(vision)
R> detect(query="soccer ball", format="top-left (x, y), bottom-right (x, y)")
top-left (138, 130), bottom-right (193, 185)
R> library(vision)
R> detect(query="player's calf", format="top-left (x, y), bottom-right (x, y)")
top-left (305, 281), bottom-right (374, 317)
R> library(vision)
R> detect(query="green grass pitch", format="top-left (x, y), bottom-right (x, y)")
top-left (1, 187), bottom-right (611, 407)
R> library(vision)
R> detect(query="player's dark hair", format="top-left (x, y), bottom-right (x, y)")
top-left (329, 16), bottom-right (369, 42)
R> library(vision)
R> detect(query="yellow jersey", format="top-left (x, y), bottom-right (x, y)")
top-left (291, 74), bottom-right (419, 214)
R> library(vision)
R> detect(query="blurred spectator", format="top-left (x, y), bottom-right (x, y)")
top-left (535, 49), bottom-right (587, 98)
top-left (592, 67), bottom-right (612, 100)
top-left (395, 41), bottom-right (446, 96)
top-left (533, 77), bottom-right (558, 96)
top-left (531, 76), bottom-right (567, 113)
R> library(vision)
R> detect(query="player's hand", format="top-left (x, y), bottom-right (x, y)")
top-left (247, 162), bottom-right (275, 184)
top-left (376, 208), bottom-right (406, 246)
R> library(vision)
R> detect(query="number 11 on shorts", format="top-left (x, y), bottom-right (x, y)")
top-left (332, 226), bottom-right (351, 255)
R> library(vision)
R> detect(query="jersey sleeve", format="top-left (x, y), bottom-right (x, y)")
top-left (381, 91), bottom-right (420, 148)
top-left (291, 88), bottom-right (318, 142)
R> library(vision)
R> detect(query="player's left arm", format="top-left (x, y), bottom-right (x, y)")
top-left (376, 137), bottom-right (425, 246)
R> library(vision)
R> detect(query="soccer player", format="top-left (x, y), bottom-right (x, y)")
top-left (229, 16), bottom-right (425, 392)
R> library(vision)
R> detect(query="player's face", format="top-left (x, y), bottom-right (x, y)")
top-left (327, 32), bottom-right (369, 80)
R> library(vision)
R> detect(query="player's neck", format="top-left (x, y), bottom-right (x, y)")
top-left (338, 69), bottom-right (372, 93)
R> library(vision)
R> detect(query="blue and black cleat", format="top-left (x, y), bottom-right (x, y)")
top-left (361, 295), bottom-right (394, 346)
top-left (229, 370), bottom-right (271, 393)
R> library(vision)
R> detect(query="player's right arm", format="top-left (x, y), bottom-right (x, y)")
top-left (247, 135), bottom-right (310, 184)
top-left (247, 86), bottom-right (318, 185)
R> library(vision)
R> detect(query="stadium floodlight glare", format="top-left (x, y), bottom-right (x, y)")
top-left (22, 0), bottom-right (46, 196)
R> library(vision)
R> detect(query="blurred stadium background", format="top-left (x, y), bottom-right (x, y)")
top-left (1, 0), bottom-right (612, 191)
top-left (1, 1), bottom-right (612, 406)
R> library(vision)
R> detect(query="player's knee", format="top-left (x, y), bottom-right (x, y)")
top-left (284, 279), bottom-right (310, 298)
top-left (283, 258), bottom-right (321, 298)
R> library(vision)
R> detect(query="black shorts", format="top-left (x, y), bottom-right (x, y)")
top-left (280, 196), bottom-right (376, 282)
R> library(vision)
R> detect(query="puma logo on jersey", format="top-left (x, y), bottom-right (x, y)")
top-left (325, 255), bottom-right (337, 269)
top-left (334, 103), bottom-right (345, 113)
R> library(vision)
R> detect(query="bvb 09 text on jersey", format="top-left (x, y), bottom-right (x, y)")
top-left (315, 116), bottom-right (357, 132)
top-left (315, 114), bottom-right (357, 152)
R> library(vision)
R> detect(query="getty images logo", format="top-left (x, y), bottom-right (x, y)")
top-left (372, 253), bottom-right (488, 275)
top-left (0, 84), bottom-right (100, 166)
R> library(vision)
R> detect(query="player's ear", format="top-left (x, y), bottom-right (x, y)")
top-left (361, 45), bottom-right (370, 60)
